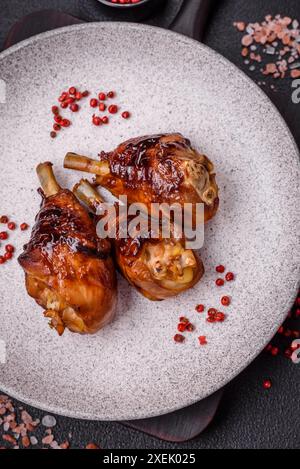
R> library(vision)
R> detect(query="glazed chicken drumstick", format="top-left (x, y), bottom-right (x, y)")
top-left (64, 133), bottom-right (219, 226)
top-left (18, 163), bottom-right (117, 335)
top-left (73, 179), bottom-right (204, 301)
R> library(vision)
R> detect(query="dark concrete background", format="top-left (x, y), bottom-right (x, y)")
top-left (0, 0), bottom-right (299, 449)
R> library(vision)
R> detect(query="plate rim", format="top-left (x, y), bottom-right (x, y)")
top-left (0, 22), bottom-right (299, 421)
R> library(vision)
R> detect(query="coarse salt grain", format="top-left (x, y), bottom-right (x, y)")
top-left (234, 14), bottom-right (300, 82)
top-left (42, 415), bottom-right (57, 428)
top-left (30, 436), bottom-right (38, 445)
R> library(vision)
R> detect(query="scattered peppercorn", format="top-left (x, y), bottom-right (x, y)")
top-left (263, 379), bottom-right (272, 390)
top-left (221, 296), bottom-right (230, 306)
top-left (225, 272), bottom-right (235, 281)
top-left (216, 278), bottom-right (224, 287)
top-left (90, 98), bottom-right (98, 108)
top-left (108, 104), bottom-right (118, 114)
top-left (174, 334), bottom-right (185, 343)
top-left (8, 222), bottom-right (16, 231)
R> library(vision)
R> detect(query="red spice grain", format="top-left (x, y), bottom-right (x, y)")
top-left (216, 265), bottom-right (225, 273)
top-left (54, 115), bottom-right (62, 123)
top-left (61, 119), bottom-right (71, 128)
top-left (66, 97), bottom-right (75, 105)
top-left (198, 336), bottom-right (207, 345)
top-left (4, 252), bottom-right (12, 261)
top-left (92, 115), bottom-right (102, 126)
top-left (51, 106), bottom-right (59, 115)
top-left (263, 379), bottom-right (272, 390)
top-left (179, 317), bottom-right (189, 324)
top-left (215, 312), bottom-right (226, 322)
top-left (20, 223), bottom-right (29, 231)
top-left (69, 86), bottom-right (76, 95)
top-left (186, 323), bottom-right (195, 332)
top-left (221, 296), bottom-right (230, 306)
top-left (101, 116), bottom-right (109, 124)
top-left (90, 98), bottom-right (98, 108)
top-left (177, 323), bottom-right (187, 333)
top-left (206, 316), bottom-right (216, 323)
top-left (60, 101), bottom-right (68, 109)
top-left (58, 92), bottom-right (68, 102)
top-left (122, 111), bottom-right (130, 119)
top-left (216, 278), bottom-right (224, 287)
top-left (108, 104), bottom-right (118, 114)
top-left (225, 272), bottom-right (235, 282)
top-left (196, 304), bottom-right (205, 313)
top-left (0, 231), bottom-right (8, 240)
top-left (107, 91), bottom-right (115, 98)
top-left (53, 123), bottom-right (61, 132)
top-left (50, 131), bottom-right (57, 139)
top-left (98, 92), bottom-right (106, 101)
top-left (70, 103), bottom-right (79, 112)
top-left (0, 256), bottom-right (6, 264)
top-left (174, 334), bottom-right (185, 343)
top-left (0, 216), bottom-right (8, 224)
top-left (99, 102), bottom-right (106, 112)
top-left (271, 346), bottom-right (279, 356)
top-left (7, 222), bottom-right (16, 231)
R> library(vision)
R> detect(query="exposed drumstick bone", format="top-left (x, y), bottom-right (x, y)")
top-left (36, 162), bottom-right (61, 197)
top-left (73, 179), bottom-right (104, 214)
top-left (64, 153), bottom-right (110, 178)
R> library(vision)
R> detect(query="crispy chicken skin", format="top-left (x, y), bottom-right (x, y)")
top-left (64, 133), bottom-right (219, 225)
top-left (73, 180), bottom-right (204, 301)
top-left (18, 163), bottom-right (117, 335)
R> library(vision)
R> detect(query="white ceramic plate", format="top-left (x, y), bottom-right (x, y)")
top-left (0, 23), bottom-right (299, 420)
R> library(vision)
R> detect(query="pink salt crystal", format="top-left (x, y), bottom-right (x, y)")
top-left (42, 434), bottom-right (54, 445)
top-left (291, 69), bottom-right (300, 77)
top-left (21, 410), bottom-right (32, 424)
top-left (242, 35), bottom-right (253, 47)
top-left (236, 22), bottom-right (246, 32)
top-left (263, 63), bottom-right (278, 74)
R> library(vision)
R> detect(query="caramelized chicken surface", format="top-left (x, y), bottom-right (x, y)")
top-left (18, 163), bottom-right (117, 335)
top-left (64, 133), bottom-right (219, 226)
top-left (73, 180), bottom-right (204, 301)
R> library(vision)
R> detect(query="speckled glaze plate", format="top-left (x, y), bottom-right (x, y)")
top-left (0, 23), bottom-right (299, 421)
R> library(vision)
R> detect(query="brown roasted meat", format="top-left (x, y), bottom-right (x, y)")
top-left (64, 133), bottom-right (219, 226)
top-left (18, 163), bottom-right (117, 335)
top-left (73, 179), bottom-right (204, 301)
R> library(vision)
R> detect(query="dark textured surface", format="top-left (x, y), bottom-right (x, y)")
top-left (80, 0), bottom-right (184, 26)
top-left (0, 0), bottom-right (299, 449)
